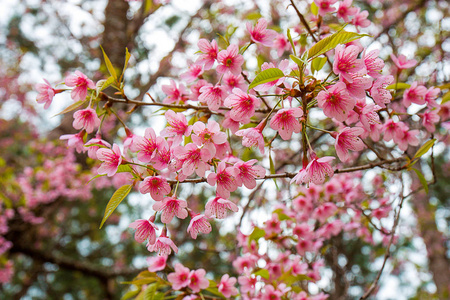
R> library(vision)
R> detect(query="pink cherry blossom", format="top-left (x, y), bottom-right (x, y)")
top-left (270, 107), bottom-right (303, 140)
top-left (305, 154), bottom-right (335, 185)
top-left (235, 122), bottom-right (266, 154)
top-left (317, 82), bottom-right (356, 122)
top-left (333, 45), bottom-right (366, 83)
top-left (216, 44), bottom-right (244, 76)
top-left (337, 0), bottom-right (358, 22)
top-left (167, 263), bottom-right (191, 290)
top-left (403, 81), bottom-right (427, 106)
top-left (246, 18), bottom-right (277, 47)
top-left (395, 127), bottom-right (420, 151)
top-left (333, 127), bottom-right (365, 162)
top-left (96, 144), bottom-right (122, 177)
top-left (420, 110), bottom-right (440, 132)
top-left (314, 0), bottom-right (337, 16)
top-left (147, 235), bottom-right (178, 256)
top-left (188, 269), bottom-right (209, 293)
top-left (147, 255), bottom-right (167, 272)
top-left (222, 112), bottom-right (240, 134)
top-left (129, 218), bottom-right (158, 244)
top-left (218, 274), bottom-right (238, 298)
top-left (196, 39), bottom-right (219, 70)
top-left (160, 110), bottom-right (192, 145)
top-left (207, 162), bottom-right (240, 198)
top-left (35, 79), bottom-right (56, 109)
top-left (351, 8), bottom-right (371, 28)
top-left (192, 119), bottom-right (227, 157)
top-left (134, 128), bottom-right (165, 163)
top-left (180, 63), bottom-right (203, 83)
top-left (234, 159), bottom-right (266, 189)
top-left (296, 239), bottom-right (314, 255)
top-left (363, 49), bottom-right (385, 78)
top-left (390, 53), bottom-right (417, 70)
top-left (139, 176), bottom-right (171, 201)
top-left (344, 73), bottom-right (373, 100)
top-left (173, 143), bottom-right (212, 179)
top-left (65, 70), bottom-right (95, 101)
top-left (123, 128), bottom-right (139, 153)
top-left (222, 72), bottom-right (247, 92)
top-left (152, 196), bottom-right (188, 223)
top-left (190, 79), bottom-right (209, 101)
top-left (205, 196), bottom-right (239, 219)
top-left (198, 83), bottom-right (226, 111)
top-left (265, 213), bottom-right (282, 236)
top-left (313, 202), bottom-right (338, 223)
top-left (358, 103), bottom-right (381, 130)
top-left (291, 168), bottom-right (308, 185)
top-left (187, 214), bottom-right (212, 239)
top-left (162, 79), bottom-right (188, 104)
top-left (273, 33), bottom-right (291, 57)
top-left (60, 131), bottom-right (85, 153)
top-left (261, 285), bottom-right (283, 300)
top-left (383, 120), bottom-right (402, 142)
top-left (370, 75), bottom-right (394, 108)
top-left (238, 272), bottom-right (257, 294)
top-left (152, 139), bottom-right (171, 170)
top-left (84, 135), bottom-right (111, 160)
top-left (224, 88), bottom-right (260, 124)
top-left (425, 87), bottom-right (440, 107)
top-left (72, 108), bottom-right (101, 134)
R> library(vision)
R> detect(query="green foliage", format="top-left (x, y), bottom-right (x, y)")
top-left (100, 184), bottom-right (133, 229)
top-left (308, 28), bottom-right (369, 60)
top-left (248, 68), bottom-right (285, 90)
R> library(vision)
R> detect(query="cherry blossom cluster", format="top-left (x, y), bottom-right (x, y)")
top-left (227, 172), bottom-right (398, 299)
top-left (31, 0), bottom-right (449, 297)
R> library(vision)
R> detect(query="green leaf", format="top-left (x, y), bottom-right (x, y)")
top-left (96, 76), bottom-right (115, 96)
top-left (412, 168), bottom-right (429, 194)
top-left (441, 91), bottom-right (450, 104)
top-left (386, 83), bottom-right (411, 90)
top-left (121, 288), bottom-right (140, 300)
top-left (290, 55), bottom-right (307, 69)
top-left (53, 100), bottom-right (87, 117)
top-left (101, 46), bottom-right (118, 81)
top-left (273, 208), bottom-right (293, 221)
top-left (143, 283), bottom-right (158, 300)
top-left (248, 227), bottom-right (265, 246)
top-left (123, 47), bottom-right (131, 75)
top-left (287, 29), bottom-right (296, 56)
top-left (311, 56), bottom-right (327, 73)
top-left (99, 184), bottom-right (132, 229)
top-left (253, 269), bottom-right (270, 279)
top-left (248, 68), bottom-right (285, 91)
top-left (311, 2), bottom-right (318, 16)
top-left (308, 29), bottom-right (369, 60)
top-left (413, 139), bottom-right (436, 160)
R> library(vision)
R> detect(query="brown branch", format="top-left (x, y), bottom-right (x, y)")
top-left (166, 157), bottom-right (407, 184)
top-left (288, 0), bottom-right (318, 43)
top-left (9, 243), bottom-right (144, 280)
top-left (360, 179), bottom-right (407, 299)
top-left (99, 92), bottom-right (272, 114)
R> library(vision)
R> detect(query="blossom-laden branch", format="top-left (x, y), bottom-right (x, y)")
top-left (165, 157), bottom-right (408, 184)
top-left (99, 92), bottom-right (273, 114)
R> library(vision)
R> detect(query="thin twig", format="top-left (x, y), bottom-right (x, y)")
top-left (360, 178), bottom-right (407, 299)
